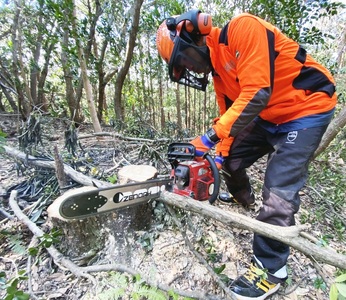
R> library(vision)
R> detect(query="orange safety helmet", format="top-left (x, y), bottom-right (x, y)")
top-left (156, 9), bottom-right (213, 91)
top-left (156, 21), bottom-right (176, 65)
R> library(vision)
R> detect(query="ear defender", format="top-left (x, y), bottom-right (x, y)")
top-left (166, 9), bottom-right (212, 37)
top-left (185, 12), bottom-right (212, 35)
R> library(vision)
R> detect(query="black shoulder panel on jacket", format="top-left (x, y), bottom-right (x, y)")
top-left (219, 23), bottom-right (229, 45)
top-left (293, 66), bottom-right (336, 97)
top-left (294, 46), bottom-right (307, 64)
top-left (225, 95), bottom-right (233, 110)
top-left (266, 29), bottom-right (277, 89)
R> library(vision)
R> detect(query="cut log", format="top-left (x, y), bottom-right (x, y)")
top-left (118, 164), bottom-right (158, 184)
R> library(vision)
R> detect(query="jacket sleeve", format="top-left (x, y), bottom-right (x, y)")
top-left (214, 15), bottom-right (274, 140)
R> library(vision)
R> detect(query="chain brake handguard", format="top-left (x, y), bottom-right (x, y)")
top-left (167, 142), bottom-right (196, 167)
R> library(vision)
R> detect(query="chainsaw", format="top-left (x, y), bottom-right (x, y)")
top-left (57, 143), bottom-right (220, 219)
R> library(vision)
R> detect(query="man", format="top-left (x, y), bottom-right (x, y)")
top-left (156, 9), bottom-right (337, 300)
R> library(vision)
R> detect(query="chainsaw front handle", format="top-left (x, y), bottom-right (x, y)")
top-left (204, 153), bottom-right (220, 205)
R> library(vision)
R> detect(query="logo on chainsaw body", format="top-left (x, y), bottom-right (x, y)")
top-left (113, 186), bottom-right (160, 203)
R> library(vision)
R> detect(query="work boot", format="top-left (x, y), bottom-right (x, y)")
top-left (229, 261), bottom-right (282, 300)
top-left (218, 192), bottom-right (239, 203)
top-left (218, 191), bottom-right (255, 208)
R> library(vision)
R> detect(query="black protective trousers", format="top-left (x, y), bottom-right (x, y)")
top-left (222, 120), bottom-right (328, 277)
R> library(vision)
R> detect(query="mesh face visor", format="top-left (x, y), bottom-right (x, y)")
top-left (168, 36), bottom-right (211, 91)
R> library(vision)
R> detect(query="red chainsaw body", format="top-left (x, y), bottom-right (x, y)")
top-left (171, 160), bottom-right (214, 201)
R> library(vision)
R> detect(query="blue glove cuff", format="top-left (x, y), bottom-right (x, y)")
top-left (201, 134), bottom-right (216, 149)
top-left (214, 156), bottom-right (224, 165)
top-left (195, 150), bottom-right (205, 157)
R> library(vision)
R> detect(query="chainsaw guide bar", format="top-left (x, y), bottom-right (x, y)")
top-left (59, 178), bottom-right (173, 219)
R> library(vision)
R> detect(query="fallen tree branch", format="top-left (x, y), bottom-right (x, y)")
top-left (77, 131), bottom-right (171, 143)
top-left (159, 191), bottom-right (346, 270)
top-left (3, 145), bottom-right (112, 188)
top-left (9, 190), bottom-right (96, 284)
top-left (26, 236), bottom-right (40, 300)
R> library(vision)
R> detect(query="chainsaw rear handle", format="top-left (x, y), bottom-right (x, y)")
top-left (203, 153), bottom-right (220, 205)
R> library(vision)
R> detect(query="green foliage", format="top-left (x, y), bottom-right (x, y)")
top-left (138, 231), bottom-right (160, 252)
top-left (250, 0), bottom-right (302, 39)
top-left (116, 114), bottom-right (158, 139)
top-left (95, 272), bottom-right (128, 300)
top-left (206, 243), bottom-right (217, 262)
top-left (106, 174), bottom-right (118, 184)
top-left (330, 273), bottom-right (346, 300)
top-left (314, 277), bottom-right (327, 291)
top-left (305, 134), bottom-right (346, 241)
top-left (84, 271), bottom-right (170, 300)
top-left (254, 267), bottom-right (268, 281)
top-left (130, 285), bottom-right (166, 300)
top-left (0, 230), bottom-right (26, 255)
top-left (28, 228), bottom-right (62, 256)
top-left (129, 274), bottom-right (167, 300)
top-left (0, 270), bottom-right (30, 300)
top-left (317, 234), bottom-right (332, 247)
top-left (196, 235), bottom-right (230, 282)
top-left (213, 264), bottom-right (230, 283)
top-left (249, 0), bottom-right (344, 45)
top-left (0, 130), bottom-right (6, 153)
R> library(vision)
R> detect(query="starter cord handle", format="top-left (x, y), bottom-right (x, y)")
top-left (204, 153), bottom-right (220, 204)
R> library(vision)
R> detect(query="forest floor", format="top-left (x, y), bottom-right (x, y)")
top-left (0, 113), bottom-right (345, 300)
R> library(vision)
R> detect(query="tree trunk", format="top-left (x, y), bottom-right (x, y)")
top-left (159, 76), bottom-right (165, 130)
top-left (314, 105), bottom-right (346, 158)
top-left (96, 40), bottom-right (107, 121)
top-left (37, 41), bottom-right (55, 112)
top-left (113, 0), bottom-right (144, 122)
top-left (30, 14), bottom-right (43, 109)
top-left (203, 89), bottom-right (207, 132)
top-left (5, 144), bottom-right (346, 270)
top-left (176, 83), bottom-right (182, 130)
top-left (60, 8), bottom-right (84, 125)
top-left (12, 0), bottom-right (31, 120)
top-left (71, 0), bottom-right (102, 133)
top-left (336, 24), bottom-right (346, 71)
top-left (0, 84), bottom-right (17, 112)
top-left (0, 94), bottom-right (4, 111)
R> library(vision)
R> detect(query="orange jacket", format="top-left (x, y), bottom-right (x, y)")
top-left (206, 13), bottom-right (337, 142)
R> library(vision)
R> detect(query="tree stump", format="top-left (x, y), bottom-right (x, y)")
top-left (47, 165), bottom-right (158, 264)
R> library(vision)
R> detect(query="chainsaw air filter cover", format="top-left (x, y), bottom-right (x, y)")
top-left (174, 164), bottom-right (190, 190)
